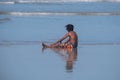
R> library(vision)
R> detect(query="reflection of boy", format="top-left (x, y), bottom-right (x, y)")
top-left (42, 24), bottom-right (78, 48)
top-left (66, 48), bottom-right (77, 72)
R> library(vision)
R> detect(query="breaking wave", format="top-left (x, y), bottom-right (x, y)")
top-left (0, 11), bottom-right (120, 16)
top-left (0, 0), bottom-right (120, 16)
top-left (0, 0), bottom-right (120, 4)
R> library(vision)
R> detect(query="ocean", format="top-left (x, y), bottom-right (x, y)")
top-left (0, 0), bottom-right (120, 80)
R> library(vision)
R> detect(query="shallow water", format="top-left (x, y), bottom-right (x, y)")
top-left (0, 16), bottom-right (120, 43)
top-left (0, 1), bottom-right (120, 80)
top-left (0, 44), bottom-right (120, 80)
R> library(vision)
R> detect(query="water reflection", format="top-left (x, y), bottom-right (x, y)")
top-left (42, 47), bottom-right (77, 72)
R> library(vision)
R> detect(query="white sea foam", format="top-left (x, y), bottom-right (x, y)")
top-left (12, 0), bottom-right (120, 3)
top-left (1, 12), bottom-right (119, 16)
top-left (0, 1), bottom-right (15, 4)
top-left (0, 0), bottom-right (120, 5)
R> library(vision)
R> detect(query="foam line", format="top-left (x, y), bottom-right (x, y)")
top-left (1, 12), bottom-right (120, 16)
top-left (0, 0), bottom-right (120, 5)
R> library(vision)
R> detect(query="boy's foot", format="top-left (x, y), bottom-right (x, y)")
top-left (42, 43), bottom-right (46, 47)
top-left (42, 42), bottom-right (49, 48)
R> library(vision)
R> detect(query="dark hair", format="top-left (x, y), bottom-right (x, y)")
top-left (65, 24), bottom-right (74, 32)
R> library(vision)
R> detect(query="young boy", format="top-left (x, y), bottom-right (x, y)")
top-left (42, 24), bottom-right (78, 48)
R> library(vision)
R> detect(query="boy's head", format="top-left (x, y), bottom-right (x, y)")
top-left (65, 24), bottom-right (74, 32)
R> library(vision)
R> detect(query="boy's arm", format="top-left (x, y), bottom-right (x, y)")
top-left (56, 33), bottom-right (69, 43)
top-left (50, 33), bottom-right (69, 46)
top-left (64, 38), bottom-right (70, 44)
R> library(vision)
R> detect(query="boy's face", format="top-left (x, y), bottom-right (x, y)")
top-left (66, 28), bottom-right (68, 31)
top-left (66, 29), bottom-right (69, 32)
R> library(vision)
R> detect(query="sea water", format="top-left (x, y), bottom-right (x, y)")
top-left (0, 0), bottom-right (120, 80)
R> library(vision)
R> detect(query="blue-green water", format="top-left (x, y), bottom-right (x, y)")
top-left (0, 16), bottom-right (120, 43)
top-left (0, 44), bottom-right (120, 80)
top-left (0, 1), bottom-right (120, 80)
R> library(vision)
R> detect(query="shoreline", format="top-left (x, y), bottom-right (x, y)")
top-left (0, 41), bottom-right (120, 46)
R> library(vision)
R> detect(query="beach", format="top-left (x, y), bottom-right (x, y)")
top-left (0, 43), bottom-right (120, 80)
top-left (0, 1), bottom-right (120, 80)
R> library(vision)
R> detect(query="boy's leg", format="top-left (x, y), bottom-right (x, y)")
top-left (50, 43), bottom-right (65, 48)
top-left (42, 42), bottom-right (64, 48)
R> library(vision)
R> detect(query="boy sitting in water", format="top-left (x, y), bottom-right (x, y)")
top-left (42, 24), bottom-right (78, 48)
